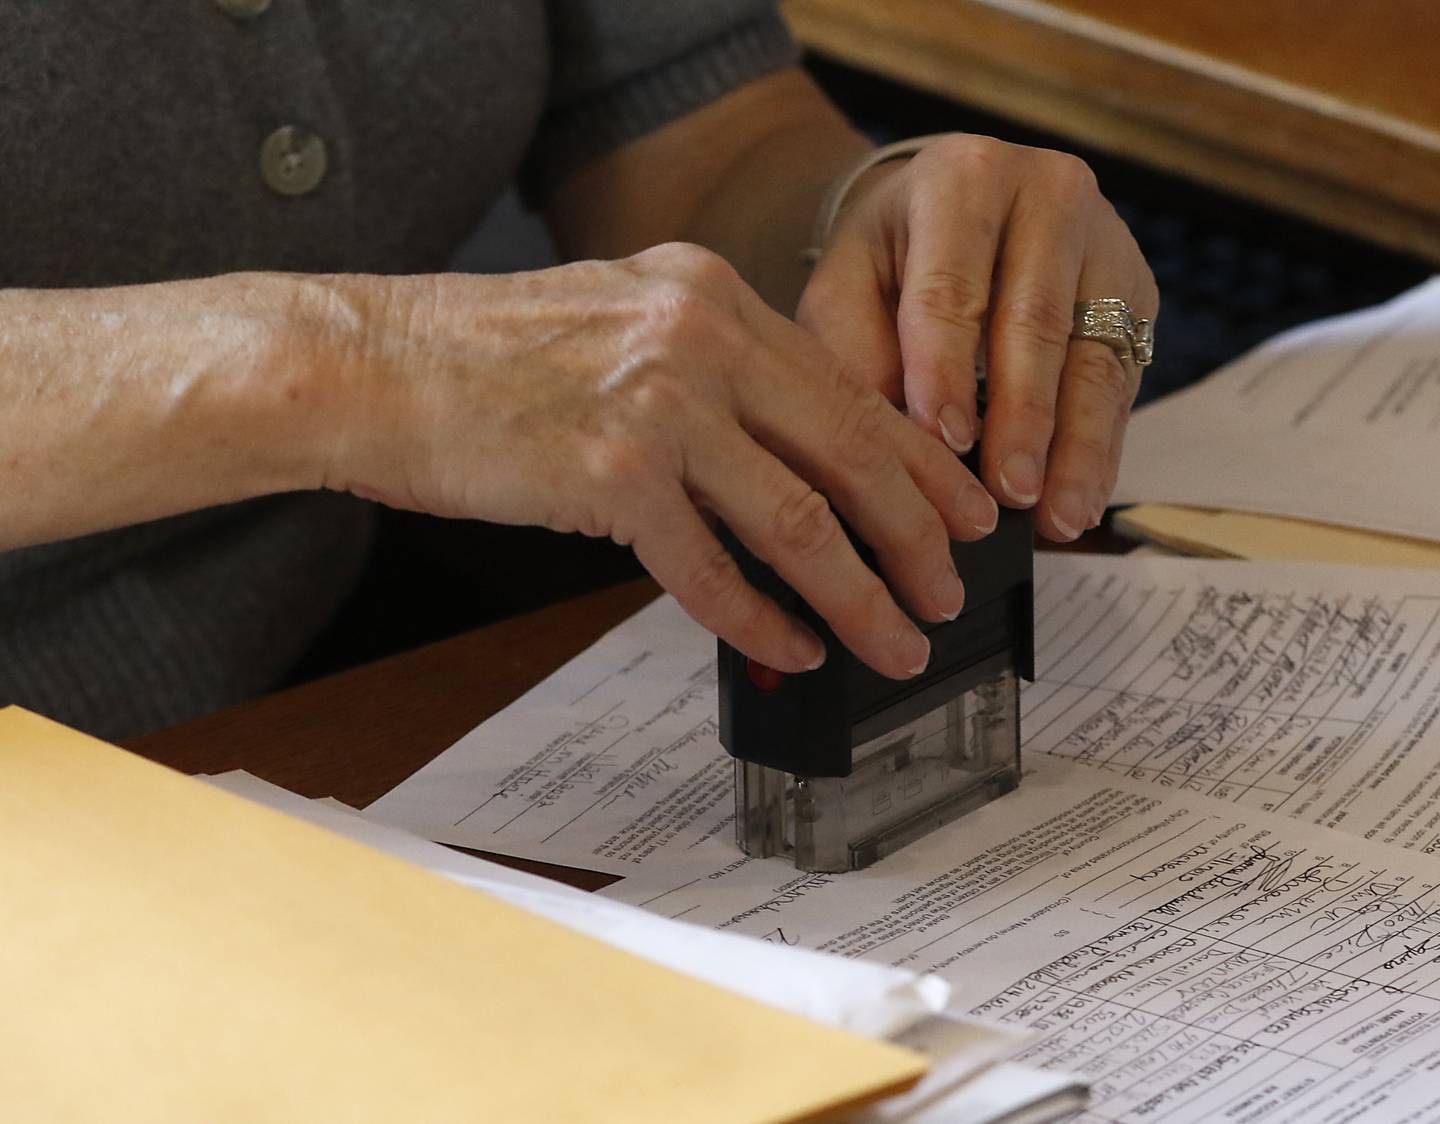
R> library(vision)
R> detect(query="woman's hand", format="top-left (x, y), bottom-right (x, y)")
top-left (319, 244), bottom-right (1000, 679)
top-left (796, 135), bottom-right (1159, 542)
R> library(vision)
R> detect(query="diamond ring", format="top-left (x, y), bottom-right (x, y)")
top-left (1072, 299), bottom-right (1154, 367)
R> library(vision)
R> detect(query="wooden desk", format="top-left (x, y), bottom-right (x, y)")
top-left (783, 0), bottom-right (1440, 262)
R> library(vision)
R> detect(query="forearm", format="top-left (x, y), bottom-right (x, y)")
top-left (684, 115), bottom-right (871, 313)
top-left (0, 273), bottom-right (344, 551)
top-left (545, 69), bottom-right (872, 313)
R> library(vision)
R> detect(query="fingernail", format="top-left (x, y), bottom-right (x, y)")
top-left (793, 630), bottom-right (826, 671)
top-left (1089, 497), bottom-right (1107, 529)
top-left (1048, 488), bottom-right (1088, 541)
top-left (937, 403), bottom-right (974, 454)
top-left (999, 452), bottom-right (1043, 506)
top-left (934, 564), bottom-right (966, 621)
top-left (899, 630), bottom-right (931, 678)
top-left (960, 483), bottom-right (999, 535)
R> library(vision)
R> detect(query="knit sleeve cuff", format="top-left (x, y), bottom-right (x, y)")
top-left (521, 8), bottom-right (801, 206)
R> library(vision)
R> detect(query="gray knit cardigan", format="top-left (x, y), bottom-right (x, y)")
top-left (0, 0), bottom-right (797, 739)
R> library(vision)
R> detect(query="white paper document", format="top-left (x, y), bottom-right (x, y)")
top-left (366, 596), bottom-right (735, 875)
top-left (603, 761), bottom-right (1440, 1124)
top-left (1113, 276), bottom-right (1440, 542)
top-left (368, 555), bottom-right (1440, 869)
top-left (1029, 554), bottom-right (1440, 851)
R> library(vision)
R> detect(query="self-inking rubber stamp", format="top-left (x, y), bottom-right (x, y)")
top-left (718, 454), bottom-right (1034, 873)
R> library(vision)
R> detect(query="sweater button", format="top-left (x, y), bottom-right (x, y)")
top-left (214, 0), bottom-right (272, 18)
top-left (259, 126), bottom-right (327, 197)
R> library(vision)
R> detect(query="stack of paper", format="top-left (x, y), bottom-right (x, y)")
top-left (1112, 276), bottom-right (1440, 563)
top-left (200, 770), bottom-right (958, 1041)
top-left (200, 770), bottom-right (1085, 1123)
top-left (0, 705), bottom-right (1087, 1123)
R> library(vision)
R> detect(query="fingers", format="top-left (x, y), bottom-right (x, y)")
top-left (615, 241), bottom-right (999, 678)
top-left (895, 139), bottom-right (1010, 453)
top-left (979, 153), bottom-right (1091, 510)
top-left (1034, 341), bottom-right (1137, 540)
top-left (795, 228), bottom-right (905, 407)
top-left (630, 485), bottom-right (828, 674)
top-left (732, 368), bottom-right (967, 627)
top-left (733, 280), bottom-right (998, 547)
top-left (879, 140), bottom-right (1148, 533)
top-left (684, 426), bottom-right (933, 680)
top-left (661, 274), bottom-right (969, 677)
top-left (1035, 212), bottom-right (1156, 542)
top-left (891, 415), bottom-right (1000, 543)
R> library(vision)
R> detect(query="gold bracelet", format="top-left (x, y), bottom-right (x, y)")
top-left (801, 134), bottom-right (947, 265)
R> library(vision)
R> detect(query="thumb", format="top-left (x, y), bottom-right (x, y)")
top-left (795, 231), bottom-right (903, 405)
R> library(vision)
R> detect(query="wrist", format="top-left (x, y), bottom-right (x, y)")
top-left (804, 134), bottom-right (942, 263)
top-left (827, 161), bottom-right (906, 239)
top-left (264, 271), bottom-right (394, 498)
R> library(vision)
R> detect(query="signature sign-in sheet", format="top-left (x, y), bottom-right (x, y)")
top-left (368, 555), bottom-right (1440, 866)
top-left (603, 763), bottom-right (1440, 1124)
top-left (1027, 555), bottom-right (1440, 850)
top-left (364, 553), bottom-right (1440, 1122)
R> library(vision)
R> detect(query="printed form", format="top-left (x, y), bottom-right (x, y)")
top-left (1029, 555), bottom-right (1440, 849)
top-left (366, 594), bottom-right (731, 874)
top-left (1113, 276), bottom-right (1440, 542)
top-left (367, 554), bottom-right (1440, 868)
top-left (600, 762), bottom-right (1440, 1124)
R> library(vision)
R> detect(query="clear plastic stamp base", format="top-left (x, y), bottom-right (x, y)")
top-left (735, 661), bottom-right (1021, 872)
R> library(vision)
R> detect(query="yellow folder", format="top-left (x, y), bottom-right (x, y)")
top-left (1114, 503), bottom-right (1440, 569)
top-left (0, 706), bottom-right (924, 1123)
